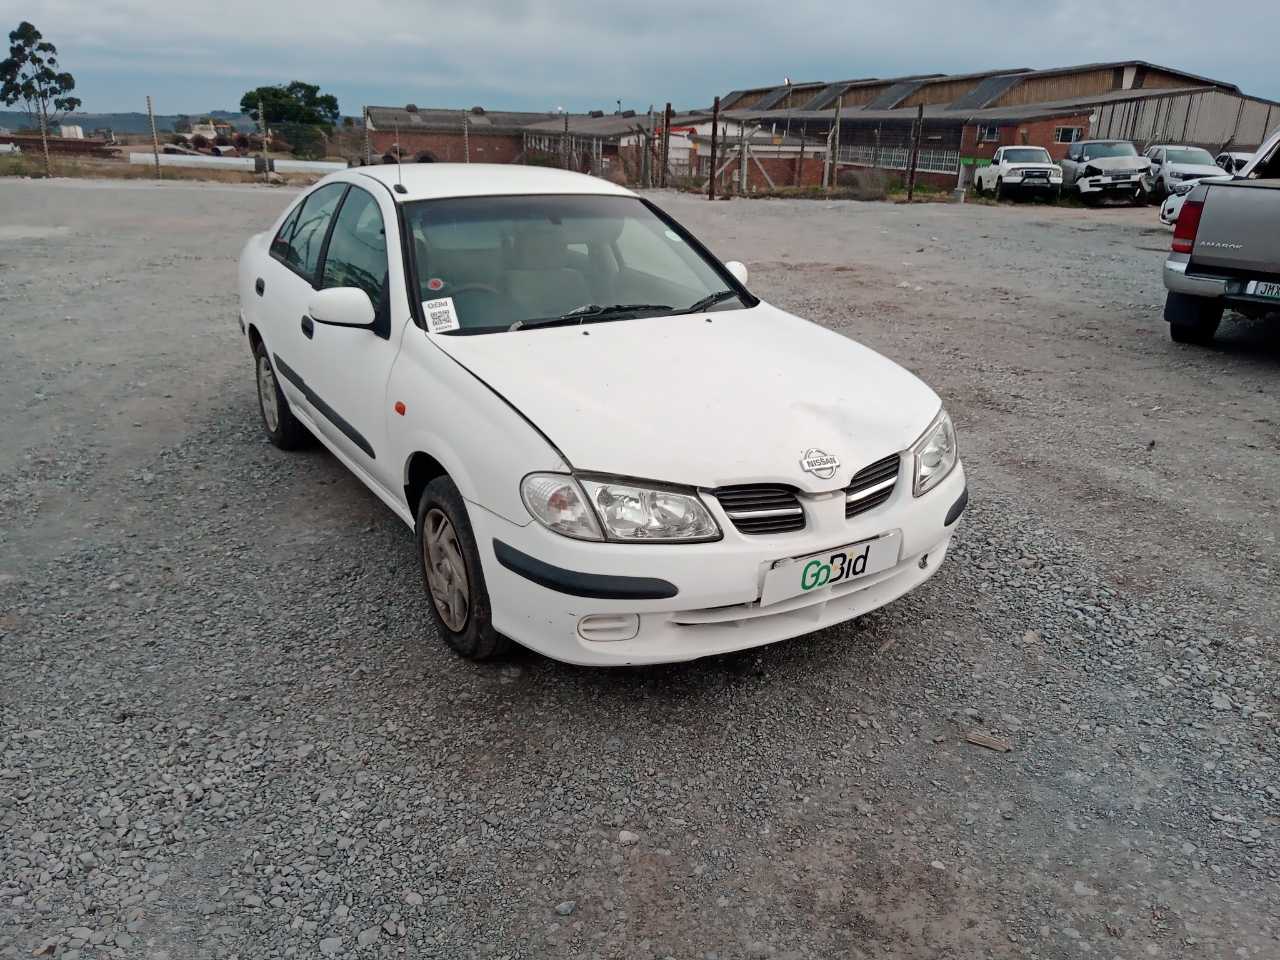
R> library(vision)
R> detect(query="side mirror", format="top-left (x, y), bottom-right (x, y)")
top-left (308, 287), bottom-right (375, 329)
top-left (725, 260), bottom-right (749, 287)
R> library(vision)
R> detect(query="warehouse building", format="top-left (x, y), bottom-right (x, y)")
top-left (720, 61), bottom-right (1280, 187)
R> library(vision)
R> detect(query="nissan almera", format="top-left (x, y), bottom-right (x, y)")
top-left (238, 164), bottom-right (967, 665)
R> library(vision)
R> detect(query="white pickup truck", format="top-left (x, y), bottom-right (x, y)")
top-left (1162, 128), bottom-right (1280, 344)
top-left (972, 146), bottom-right (1062, 200)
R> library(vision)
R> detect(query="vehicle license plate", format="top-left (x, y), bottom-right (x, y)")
top-left (1109, 174), bottom-right (1134, 182)
top-left (1247, 280), bottom-right (1280, 300)
top-left (759, 531), bottom-right (902, 607)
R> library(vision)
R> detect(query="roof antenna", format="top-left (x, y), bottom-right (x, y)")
top-left (392, 118), bottom-right (407, 194)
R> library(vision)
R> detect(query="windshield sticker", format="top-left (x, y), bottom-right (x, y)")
top-left (426, 277), bottom-right (445, 292)
top-left (424, 297), bottom-right (460, 333)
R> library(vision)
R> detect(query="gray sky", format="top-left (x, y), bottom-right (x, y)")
top-left (13, 1), bottom-right (1280, 115)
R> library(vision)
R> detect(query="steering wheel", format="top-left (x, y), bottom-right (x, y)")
top-left (439, 283), bottom-right (501, 297)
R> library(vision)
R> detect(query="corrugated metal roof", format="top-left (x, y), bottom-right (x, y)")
top-left (864, 80), bottom-right (929, 110)
top-left (801, 78), bottom-right (877, 110)
top-left (751, 82), bottom-right (825, 111)
top-left (947, 74), bottom-right (1027, 110)
top-left (367, 106), bottom-right (557, 133)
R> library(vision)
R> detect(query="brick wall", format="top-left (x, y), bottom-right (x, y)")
top-left (368, 129), bottom-right (524, 163)
top-left (961, 113), bottom-right (1092, 162)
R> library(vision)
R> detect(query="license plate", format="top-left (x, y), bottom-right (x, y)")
top-left (759, 531), bottom-right (902, 607)
top-left (1247, 280), bottom-right (1280, 300)
top-left (1109, 174), bottom-right (1134, 182)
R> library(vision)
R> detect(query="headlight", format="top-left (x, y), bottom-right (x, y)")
top-left (911, 410), bottom-right (959, 497)
top-left (580, 479), bottom-right (720, 542)
top-left (1168, 171), bottom-right (1184, 180)
top-left (521, 474), bottom-right (603, 541)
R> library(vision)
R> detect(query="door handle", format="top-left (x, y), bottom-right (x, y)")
top-left (301, 315), bottom-right (314, 339)
top-left (255, 277), bottom-right (265, 297)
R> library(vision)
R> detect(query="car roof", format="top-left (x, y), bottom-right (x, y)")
top-left (330, 163), bottom-right (638, 202)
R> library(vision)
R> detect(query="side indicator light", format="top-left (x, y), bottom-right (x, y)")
top-left (394, 401), bottom-right (406, 416)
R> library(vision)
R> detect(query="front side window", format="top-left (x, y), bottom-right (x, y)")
top-left (1003, 148), bottom-right (1051, 164)
top-left (321, 187), bottom-right (388, 307)
top-left (404, 195), bottom-right (747, 333)
top-left (271, 183), bottom-right (347, 282)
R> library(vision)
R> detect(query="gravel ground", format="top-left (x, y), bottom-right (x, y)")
top-left (1, 179), bottom-right (1277, 960)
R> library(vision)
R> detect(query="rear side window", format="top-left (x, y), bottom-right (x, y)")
top-left (321, 187), bottom-right (389, 307)
top-left (270, 183), bottom-right (347, 282)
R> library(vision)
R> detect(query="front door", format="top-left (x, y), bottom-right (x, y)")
top-left (295, 184), bottom-right (403, 494)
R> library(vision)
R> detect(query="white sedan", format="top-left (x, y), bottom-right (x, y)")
top-left (238, 165), bottom-right (966, 666)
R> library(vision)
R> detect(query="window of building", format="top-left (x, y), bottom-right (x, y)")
top-left (977, 125), bottom-right (1000, 143)
top-left (1054, 127), bottom-right (1083, 144)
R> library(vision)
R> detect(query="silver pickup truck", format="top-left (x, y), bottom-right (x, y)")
top-left (1163, 128), bottom-right (1280, 344)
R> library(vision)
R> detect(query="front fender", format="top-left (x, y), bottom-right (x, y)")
top-left (387, 327), bottom-right (569, 525)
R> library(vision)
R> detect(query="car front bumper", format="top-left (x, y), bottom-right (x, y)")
top-left (1077, 174), bottom-right (1145, 194)
top-left (467, 464), bottom-right (967, 666)
top-left (1004, 176), bottom-right (1062, 189)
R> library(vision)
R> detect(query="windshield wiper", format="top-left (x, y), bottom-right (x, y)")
top-left (510, 303), bottom-right (673, 331)
top-left (678, 289), bottom-right (739, 315)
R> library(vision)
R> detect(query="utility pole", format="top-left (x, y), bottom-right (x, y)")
top-left (708, 96), bottom-right (720, 201)
top-left (795, 122), bottom-right (805, 187)
top-left (562, 111), bottom-right (569, 170)
top-left (906, 103), bottom-right (924, 202)
top-left (363, 106), bottom-right (371, 164)
top-left (825, 93), bottom-right (842, 188)
top-left (37, 97), bottom-right (52, 178)
top-left (661, 102), bottom-right (672, 188)
top-left (146, 96), bottom-right (161, 179)
top-left (462, 110), bottom-right (470, 163)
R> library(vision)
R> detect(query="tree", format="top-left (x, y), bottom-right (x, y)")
top-left (239, 82), bottom-right (339, 130)
top-left (0, 22), bottom-right (81, 129)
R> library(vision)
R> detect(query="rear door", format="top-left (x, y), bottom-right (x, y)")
top-left (259, 182), bottom-right (349, 415)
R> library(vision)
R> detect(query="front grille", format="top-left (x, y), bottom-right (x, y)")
top-left (714, 485), bottom-right (805, 535)
top-left (845, 454), bottom-right (900, 518)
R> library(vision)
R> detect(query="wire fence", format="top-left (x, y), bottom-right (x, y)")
top-left (837, 144), bottom-right (960, 175)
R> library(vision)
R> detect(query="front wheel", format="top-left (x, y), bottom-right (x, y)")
top-left (1165, 291), bottom-right (1223, 345)
top-left (994, 177), bottom-right (1005, 201)
top-left (253, 339), bottom-right (309, 450)
top-left (416, 476), bottom-right (511, 661)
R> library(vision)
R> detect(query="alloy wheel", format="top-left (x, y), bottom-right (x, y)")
top-left (257, 355), bottom-right (280, 433)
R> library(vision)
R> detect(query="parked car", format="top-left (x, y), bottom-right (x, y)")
top-left (1162, 128), bottom-right (1280, 344)
top-left (238, 165), bottom-right (968, 666)
top-left (972, 146), bottom-right (1063, 200)
top-left (0, 143), bottom-right (20, 155)
top-left (1159, 172), bottom-right (1232, 226)
top-left (1142, 145), bottom-right (1224, 200)
top-left (1059, 140), bottom-right (1150, 202)
top-left (1216, 151), bottom-right (1253, 174)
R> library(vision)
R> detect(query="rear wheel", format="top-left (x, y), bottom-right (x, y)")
top-left (416, 476), bottom-right (511, 661)
top-left (253, 339), bottom-right (308, 449)
top-left (1165, 291), bottom-right (1223, 345)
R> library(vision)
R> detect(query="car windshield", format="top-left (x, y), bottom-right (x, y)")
top-left (403, 194), bottom-right (746, 333)
top-left (1166, 147), bottom-right (1215, 166)
top-left (1082, 142), bottom-right (1138, 160)
top-left (1004, 148), bottom-right (1051, 164)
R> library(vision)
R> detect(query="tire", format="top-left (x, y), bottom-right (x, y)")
top-left (1050, 186), bottom-right (1062, 203)
top-left (1164, 291), bottom-right (1223, 345)
top-left (972, 173), bottom-right (984, 196)
top-left (994, 177), bottom-right (1005, 201)
top-left (252, 338), bottom-right (309, 450)
top-left (416, 476), bottom-right (511, 661)
top-left (1151, 179), bottom-right (1167, 202)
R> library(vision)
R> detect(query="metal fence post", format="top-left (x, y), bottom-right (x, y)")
top-left (708, 96), bottom-right (720, 200)
top-left (906, 104), bottom-right (924, 202)
top-left (146, 96), bottom-right (161, 179)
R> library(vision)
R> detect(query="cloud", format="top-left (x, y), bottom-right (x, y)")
top-left (12, 0), bottom-right (1280, 113)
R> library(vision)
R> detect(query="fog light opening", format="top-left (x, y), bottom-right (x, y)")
top-left (918, 554), bottom-right (929, 570)
top-left (577, 613), bottom-right (640, 643)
